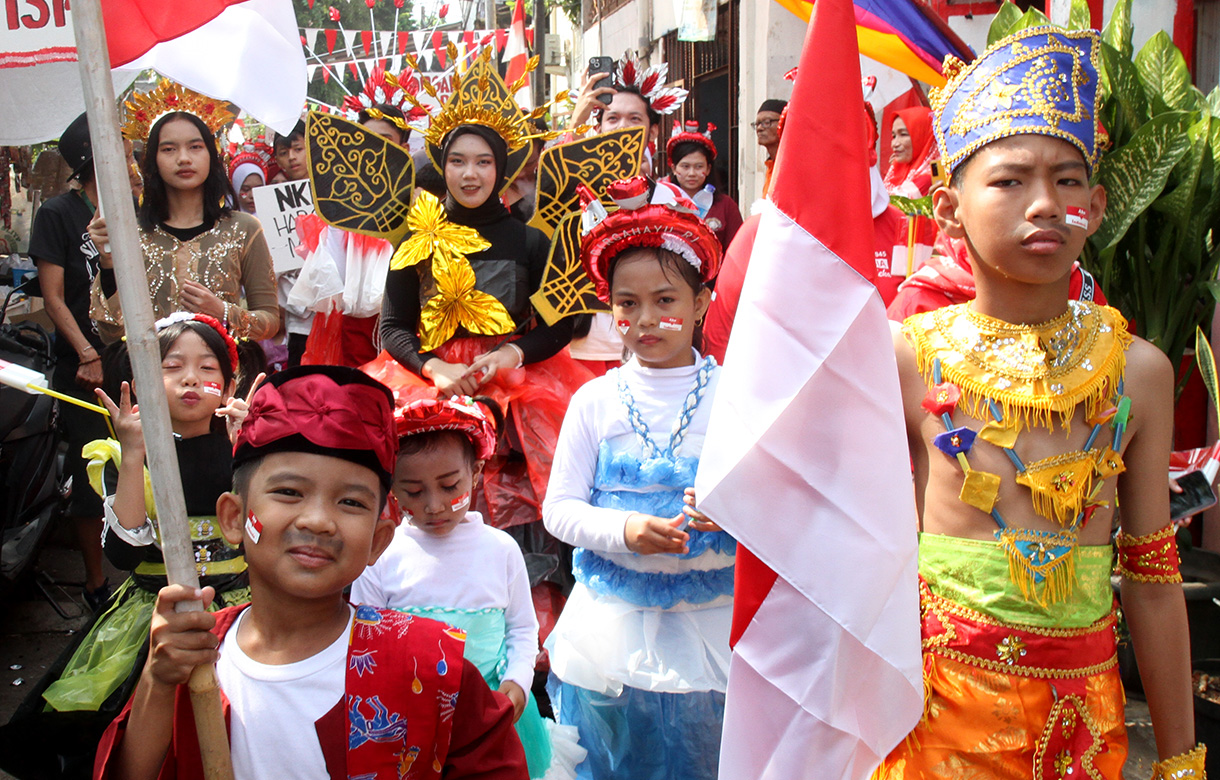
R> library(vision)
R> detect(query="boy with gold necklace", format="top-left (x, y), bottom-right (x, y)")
top-left (876, 27), bottom-right (1202, 779)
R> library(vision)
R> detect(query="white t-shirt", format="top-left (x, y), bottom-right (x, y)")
top-left (216, 606), bottom-right (353, 780)
top-left (350, 512), bottom-right (539, 694)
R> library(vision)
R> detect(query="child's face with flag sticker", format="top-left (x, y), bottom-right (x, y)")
top-left (609, 249), bottom-right (710, 369)
top-left (933, 135), bottom-right (1105, 290)
top-left (392, 433), bottom-right (481, 537)
top-left (217, 452), bottom-right (394, 600)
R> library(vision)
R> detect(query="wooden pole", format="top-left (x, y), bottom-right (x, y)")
top-left (69, 3), bottom-right (234, 779)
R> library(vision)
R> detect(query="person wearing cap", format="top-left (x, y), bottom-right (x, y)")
top-left (29, 112), bottom-right (140, 612)
top-left (94, 366), bottom-right (530, 780)
top-left (877, 27), bottom-right (1202, 778)
top-left (752, 98), bottom-right (786, 196)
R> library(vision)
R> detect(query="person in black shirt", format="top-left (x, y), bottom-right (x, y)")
top-left (29, 112), bottom-right (138, 610)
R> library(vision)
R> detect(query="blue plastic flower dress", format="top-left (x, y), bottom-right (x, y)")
top-left (546, 357), bottom-right (735, 780)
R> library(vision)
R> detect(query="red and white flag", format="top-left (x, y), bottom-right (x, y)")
top-left (0, 0), bottom-right (303, 144)
top-left (502, 0), bottom-right (530, 108)
top-left (694, 0), bottom-right (922, 774)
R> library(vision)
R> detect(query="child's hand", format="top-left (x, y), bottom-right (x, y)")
top-left (465, 346), bottom-right (521, 385)
top-left (497, 680), bottom-right (527, 723)
top-left (216, 372), bottom-right (265, 444)
top-left (145, 585), bottom-right (218, 689)
top-left (682, 488), bottom-right (723, 533)
top-left (625, 513), bottom-right (689, 555)
top-left (423, 358), bottom-right (482, 397)
top-left (96, 382), bottom-right (144, 453)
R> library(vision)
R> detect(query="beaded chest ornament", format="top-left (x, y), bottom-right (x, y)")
top-left (909, 302), bottom-right (1133, 605)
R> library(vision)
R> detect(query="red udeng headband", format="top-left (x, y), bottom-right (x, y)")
top-left (235, 371), bottom-right (397, 482)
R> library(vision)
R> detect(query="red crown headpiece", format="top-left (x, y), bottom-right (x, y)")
top-left (226, 136), bottom-right (276, 183)
top-left (665, 120), bottom-right (716, 165)
top-left (341, 63), bottom-right (429, 130)
top-left (580, 176), bottom-right (722, 303)
top-left (154, 311), bottom-right (239, 371)
top-left (394, 396), bottom-right (497, 462)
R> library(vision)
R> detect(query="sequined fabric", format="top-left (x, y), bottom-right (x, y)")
top-left (90, 211), bottom-right (278, 343)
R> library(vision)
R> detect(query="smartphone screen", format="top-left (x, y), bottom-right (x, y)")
top-left (588, 56), bottom-right (615, 106)
top-left (1171, 469), bottom-right (1217, 521)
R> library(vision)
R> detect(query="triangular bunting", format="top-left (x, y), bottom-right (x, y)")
top-left (493, 29), bottom-right (508, 53)
top-left (360, 30), bottom-right (373, 56)
top-left (325, 28), bottom-right (338, 54)
top-left (398, 31), bottom-right (410, 54)
top-left (391, 55), bottom-right (402, 72)
top-left (343, 29), bottom-right (358, 55)
top-left (413, 31), bottom-right (428, 56)
top-left (348, 61), bottom-right (361, 80)
top-left (463, 30), bottom-right (475, 49)
top-left (322, 65), bottom-right (331, 84)
top-left (307, 63), bottom-right (319, 81)
top-left (380, 31), bottom-right (394, 57)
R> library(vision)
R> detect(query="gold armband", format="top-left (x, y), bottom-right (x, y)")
top-left (1115, 524), bottom-right (1182, 583)
top-left (1151, 744), bottom-right (1206, 779)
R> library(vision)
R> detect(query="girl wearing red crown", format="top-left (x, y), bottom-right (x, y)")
top-left (663, 120), bottom-right (742, 251)
top-left (352, 397), bottom-right (586, 780)
top-left (87, 80), bottom-right (280, 346)
top-left (542, 177), bottom-right (734, 780)
top-left (0, 314), bottom-right (255, 777)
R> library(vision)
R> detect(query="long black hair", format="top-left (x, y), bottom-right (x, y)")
top-left (137, 111), bottom-right (235, 232)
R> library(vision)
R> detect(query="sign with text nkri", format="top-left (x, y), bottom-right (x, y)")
top-left (252, 180), bottom-right (314, 273)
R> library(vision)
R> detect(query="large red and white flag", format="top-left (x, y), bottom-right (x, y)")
top-left (0, 0), bottom-right (304, 144)
top-left (502, 0), bottom-right (530, 108)
top-left (694, 0), bottom-right (923, 774)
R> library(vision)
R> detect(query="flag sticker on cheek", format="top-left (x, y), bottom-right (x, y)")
top-left (1065, 207), bottom-right (1089, 229)
top-left (659, 317), bottom-right (684, 331)
top-left (203, 382), bottom-right (223, 397)
top-left (616, 320), bottom-right (631, 335)
top-left (245, 511), bottom-right (262, 544)
top-left (451, 493), bottom-right (470, 512)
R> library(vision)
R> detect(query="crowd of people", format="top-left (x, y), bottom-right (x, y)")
top-left (0, 23), bottom-right (1206, 780)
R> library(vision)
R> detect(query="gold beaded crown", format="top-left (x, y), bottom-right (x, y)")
top-left (122, 79), bottom-right (236, 142)
top-left (400, 47), bottom-right (566, 192)
top-left (929, 26), bottom-right (1104, 176)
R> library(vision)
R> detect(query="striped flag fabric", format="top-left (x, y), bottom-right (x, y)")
top-left (775, 0), bottom-right (974, 85)
top-left (693, 0), bottom-right (923, 775)
top-left (503, 0), bottom-right (531, 107)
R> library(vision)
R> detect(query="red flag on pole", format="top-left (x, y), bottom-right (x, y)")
top-left (694, 0), bottom-right (923, 774)
top-left (503, 0), bottom-right (530, 107)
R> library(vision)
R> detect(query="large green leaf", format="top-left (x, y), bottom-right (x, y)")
top-left (1092, 111), bottom-right (1194, 249)
top-left (1008, 7), bottom-right (1052, 34)
top-left (1135, 31), bottom-right (1196, 111)
top-left (889, 194), bottom-right (933, 218)
top-left (1068, 0), bottom-right (1092, 31)
top-left (1100, 42), bottom-right (1148, 130)
top-left (1102, 0), bottom-right (1134, 59)
top-left (987, 1), bottom-right (1024, 46)
top-left (1208, 86), bottom-right (1220, 117)
top-left (1153, 114), bottom-right (1210, 230)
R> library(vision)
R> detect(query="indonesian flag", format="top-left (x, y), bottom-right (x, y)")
top-left (502, 0), bottom-right (530, 108)
top-left (0, 0), bottom-right (303, 144)
top-left (693, 0), bottom-right (923, 775)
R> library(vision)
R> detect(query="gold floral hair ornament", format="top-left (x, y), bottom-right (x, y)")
top-left (122, 79), bottom-right (236, 142)
top-left (399, 46), bottom-right (567, 193)
top-left (929, 26), bottom-right (1103, 176)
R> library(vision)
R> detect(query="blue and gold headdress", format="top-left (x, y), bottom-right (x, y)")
top-left (930, 26), bottom-right (1104, 176)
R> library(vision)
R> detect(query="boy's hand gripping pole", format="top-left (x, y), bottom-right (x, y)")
top-left (70, 3), bottom-right (234, 778)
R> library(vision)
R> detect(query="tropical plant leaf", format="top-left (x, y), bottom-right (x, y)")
top-left (1102, 0), bottom-right (1134, 59)
top-left (1208, 86), bottom-right (1220, 117)
top-left (1008, 7), bottom-right (1052, 34)
top-left (1135, 31), bottom-right (1195, 111)
top-left (1196, 326), bottom-right (1220, 422)
top-left (1153, 114), bottom-right (1211, 230)
top-left (987, 1), bottom-right (1024, 46)
top-left (1101, 42), bottom-right (1148, 128)
top-left (1068, 0), bottom-right (1092, 30)
top-left (890, 194), bottom-right (933, 218)
top-left (1092, 111), bottom-right (1194, 250)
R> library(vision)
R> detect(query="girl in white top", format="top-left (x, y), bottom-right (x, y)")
top-left (351, 396), bottom-right (583, 780)
top-left (543, 178), bottom-right (733, 780)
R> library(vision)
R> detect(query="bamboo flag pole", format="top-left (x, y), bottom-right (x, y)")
top-left (69, 3), bottom-right (235, 779)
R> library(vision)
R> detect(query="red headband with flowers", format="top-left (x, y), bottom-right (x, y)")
top-left (666, 120), bottom-right (716, 166)
top-left (155, 312), bottom-right (238, 370)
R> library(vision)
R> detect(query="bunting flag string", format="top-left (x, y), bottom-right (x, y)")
top-left (300, 26), bottom-right (518, 59)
